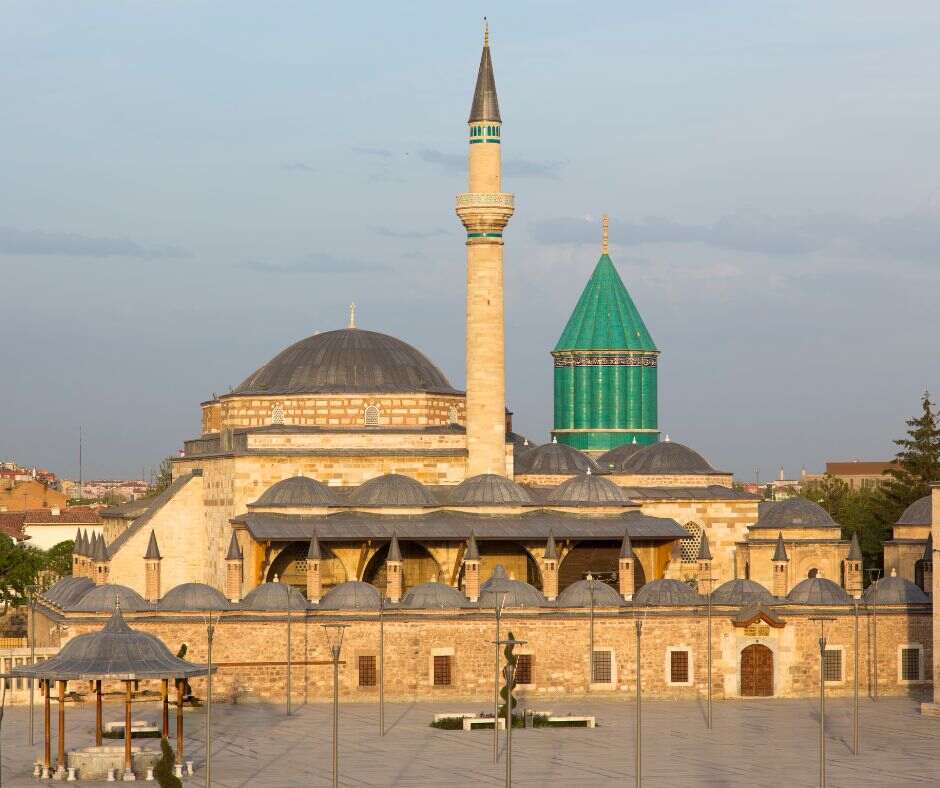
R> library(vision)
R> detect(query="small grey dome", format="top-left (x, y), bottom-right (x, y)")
top-left (68, 584), bottom-right (150, 612)
top-left (448, 474), bottom-right (534, 506)
top-left (633, 579), bottom-right (701, 606)
top-left (896, 495), bottom-right (931, 525)
top-left (786, 577), bottom-right (852, 605)
top-left (514, 442), bottom-right (598, 476)
top-left (159, 583), bottom-right (231, 611)
top-left (253, 476), bottom-right (339, 507)
top-left (350, 474), bottom-right (438, 507)
top-left (400, 582), bottom-right (469, 609)
top-left (556, 579), bottom-right (624, 607)
top-left (42, 576), bottom-right (95, 608)
top-left (620, 442), bottom-right (717, 475)
top-left (317, 581), bottom-right (382, 610)
top-left (755, 497), bottom-right (837, 530)
top-left (547, 474), bottom-right (629, 505)
top-left (240, 582), bottom-right (308, 611)
top-left (508, 433), bottom-right (531, 452)
top-left (478, 565), bottom-right (548, 608)
top-left (863, 575), bottom-right (929, 604)
top-left (596, 442), bottom-right (645, 472)
top-left (711, 579), bottom-right (775, 606)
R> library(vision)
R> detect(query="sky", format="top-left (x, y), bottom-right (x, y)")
top-left (2, 2), bottom-right (939, 482)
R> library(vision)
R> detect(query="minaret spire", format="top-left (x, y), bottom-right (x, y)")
top-left (348, 302), bottom-right (356, 329)
top-left (601, 214), bottom-right (609, 255)
top-left (484, 17), bottom-right (489, 47)
top-left (457, 26), bottom-right (514, 477)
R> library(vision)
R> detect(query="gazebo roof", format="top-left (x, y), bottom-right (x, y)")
top-left (12, 605), bottom-right (212, 681)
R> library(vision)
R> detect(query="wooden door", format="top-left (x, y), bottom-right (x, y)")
top-left (740, 644), bottom-right (774, 697)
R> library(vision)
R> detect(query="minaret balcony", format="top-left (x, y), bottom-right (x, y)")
top-left (456, 192), bottom-right (514, 234)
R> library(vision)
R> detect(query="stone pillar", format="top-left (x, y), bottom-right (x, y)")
top-left (386, 534), bottom-right (403, 604)
top-left (305, 534), bottom-right (322, 605)
top-left (772, 532), bottom-right (789, 598)
top-left (224, 530), bottom-right (244, 603)
top-left (456, 30), bottom-right (514, 477)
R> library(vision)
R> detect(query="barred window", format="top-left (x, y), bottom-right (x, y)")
top-left (592, 650), bottom-right (612, 684)
top-left (670, 650), bottom-right (689, 684)
top-left (901, 647), bottom-right (921, 681)
top-left (358, 656), bottom-right (377, 687)
top-left (364, 405), bottom-right (380, 426)
top-left (823, 649), bottom-right (842, 682)
top-left (515, 654), bottom-right (533, 685)
top-left (433, 655), bottom-right (452, 686)
top-left (679, 522), bottom-right (703, 563)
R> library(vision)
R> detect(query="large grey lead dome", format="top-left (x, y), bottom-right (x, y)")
top-left (229, 328), bottom-right (459, 397)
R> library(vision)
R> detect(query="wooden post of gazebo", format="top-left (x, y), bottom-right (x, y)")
top-left (161, 678), bottom-right (169, 737)
top-left (95, 680), bottom-right (103, 746)
top-left (56, 679), bottom-right (66, 777)
top-left (42, 679), bottom-right (51, 777)
top-left (176, 678), bottom-right (184, 769)
top-left (124, 680), bottom-right (133, 778)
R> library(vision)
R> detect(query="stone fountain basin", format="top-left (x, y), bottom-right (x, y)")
top-left (66, 746), bottom-right (161, 780)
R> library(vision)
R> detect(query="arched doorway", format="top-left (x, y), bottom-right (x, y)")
top-left (266, 541), bottom-right (347, 591)
top-left (363, 541), bottom-right (442, 593)
top-left (456, 541), bottom-right (542, 590)
top-left (740, 644), bottom-right (774, 697)
top-left (558, 540), bottom-right (646, 592)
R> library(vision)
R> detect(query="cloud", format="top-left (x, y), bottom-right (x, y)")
top-left (0, 226), bottom-right (187, 258)
top-left (418, 149), bottom-right (563, 179)
top-left (352, 147), bottom-right (394, 159)
top-left (532, 210), bottom-right (940, 261)
top-left (243, 253), bottom-right (390, 275)
top-left (372, 226), bottom-right (447, 239)
top-left (281, 161), bottom-right (316, 173)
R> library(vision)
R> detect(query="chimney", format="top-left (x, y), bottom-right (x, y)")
top-left (386, 534), bottom-right (403, 604)
top-left (696, 533), bottom-right (714, 596)
top-left (224, 531), bottom-right (244, 603)
top-left (143, 531), bottom-right (162, 603)
top-left (771, 532), bottom-right (789, 598)
top-left (305, 534), bottom-right (322, 604)
top-left (92, 533), bottom-right (109, 586)
top-left (71, 528), bottom-right (83, 577)
top-left (541, 531), bottom-right (558, 601)
top-left (618, 530), bottom-right (635, 601)
top-left (844, 531), bottom-right (863, 599)
top-left (463, 532), bottom-right (481, 603)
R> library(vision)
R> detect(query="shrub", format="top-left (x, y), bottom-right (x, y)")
top-left (153, 737), bottom-right (181, 788)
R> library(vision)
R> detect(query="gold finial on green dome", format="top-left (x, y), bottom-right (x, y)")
top-left (484, 17), bottom-right (489, 46)
top-left (601, 214), bottom-right (609, 255)
top-left (348, 302), bottom-right (357, 329)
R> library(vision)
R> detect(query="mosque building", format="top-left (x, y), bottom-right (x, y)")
top-left (29, 26), bottom-right (934, 707)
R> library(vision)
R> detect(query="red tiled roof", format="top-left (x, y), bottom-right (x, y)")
top-left (0, 513), bottom-right (30, 541)
top-left (0, 508), bottom-right (100, 541)
top-left (825, 461), bottom-right (899, 476)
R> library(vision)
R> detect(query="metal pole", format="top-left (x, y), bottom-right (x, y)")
top-left (286, 585), bottom-right (292, 716)
top-left (706, 584), bottom-right (712, 730)
top-left (205, 614), bottom-right (215, 788)
top-left (332, 652), bottom-right (339, 788)
top-left (379, 596), bottom-right (385, 736)
top-left (635, 619), bottom-right (642, 788)
top-left (493, 593), bottom-right (504, 764)
top-left (505, 660), bottom-right (513, 788)
top-left (28, 591), bottom-right (35, 746)
top-left (819, 634), bottom-right (826, 788)
top-left (871, 591), bottom-right (878, 701)
top-left (853, 600), bottom-right (859, 755)
top-left (588, 576), bottom-right (595, 689)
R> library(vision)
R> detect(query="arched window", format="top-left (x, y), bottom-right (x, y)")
top-left (679, 522), bottom-right (703, 563)
top-left (271, 403), bottom-right (284, 425)
top-left (364, 404), bottom-right (380, 426)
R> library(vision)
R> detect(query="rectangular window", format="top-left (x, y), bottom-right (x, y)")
top-left (358, 655), bottom-right (377, 687)
top-left (515, 654), bottom-right (533, 685)
top-left (901, 647), bottom-right (921, 681)
top-left (823, 649), bottom-right (842, 683)
top-left (670, 650), bottom-right (689, 684)
top-left (433, 655), bottom-right (452, 686)
top-left (591, 650), bottom-right (612, 684)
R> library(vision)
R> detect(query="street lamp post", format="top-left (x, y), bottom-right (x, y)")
top-left (379, 595), bottom-right (385, 736)
top-left (321, 624), bottom-right (348, 788)
top-left (26, 585), bottom-right (39, 747)
top-left (865, 568), bottom-right (880, 700)
top-left (203, 610), bottom-right (221, 788)
top-left (810, 616), bottom-right (835, 788)
top-left (704, 573), bottom-right (714, 730)
top-left (635, 606), bottom-right (644, 788)
top-left (493, 592), bottom-right (506, 764)
top-left (493, 637), bottom-right (526, 788)
top-left (285, 581), bottom-right (292, 717)
top-left (587, 574), bottom-right (596, 689)
top-left (853, 599), bottom-right (859, 755)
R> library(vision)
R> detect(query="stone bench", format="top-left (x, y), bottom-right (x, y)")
top-left (462, 717), bottom-right (505, 731)
top-left (546, 715), bottom-right (595, 728)
top-left (432, 713), bottom-right (477, 723)
top-left (67, 745), bottom-right (161, 780)
top-left (104, 719), bottom-right (160, 735)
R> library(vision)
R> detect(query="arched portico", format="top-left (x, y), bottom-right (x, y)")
top-left (266, 541), bottom-right (347, 590)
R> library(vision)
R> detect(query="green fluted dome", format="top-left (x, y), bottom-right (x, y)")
top-left (554, 255), bottom-right (656, 352)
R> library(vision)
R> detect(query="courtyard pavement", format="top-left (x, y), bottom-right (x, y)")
top-left (1, 696), bottom-right (938, 786)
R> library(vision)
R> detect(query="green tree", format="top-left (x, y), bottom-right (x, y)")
top-left (876, 390), bottom-right (940, 528)
top-left (144, 457), bottom-right (174, 499)
top-left (44, 540), bottom-right (74, 578)
top-left (153, 737), bottom-right (182, 788)
top-left (0, 536), bottom-right (44, 609)
top-left (800, 475), bottom-right (849, 516)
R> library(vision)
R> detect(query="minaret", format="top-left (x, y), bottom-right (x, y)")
top-left (456, 21), bottom-right (514, 477)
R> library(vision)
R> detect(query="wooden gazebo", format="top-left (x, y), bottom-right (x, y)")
top-left (13, 604), bottom-right (211, 780)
